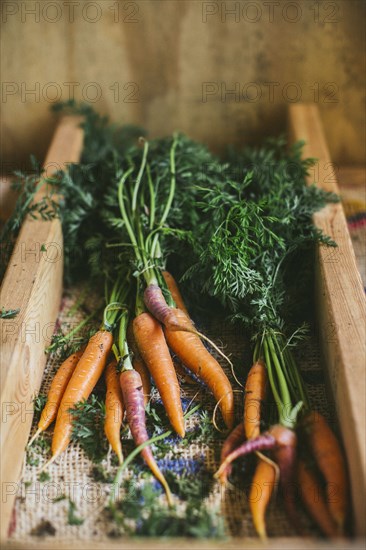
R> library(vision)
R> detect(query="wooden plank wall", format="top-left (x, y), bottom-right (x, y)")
top-left (1, 0), bottom-right (365, 171)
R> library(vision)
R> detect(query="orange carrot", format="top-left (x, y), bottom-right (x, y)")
top-left (164, 309), bottom-right (234, 429)
top-left (244, 359), bottom-right (267, 440)
top-left (162, 270), bottom-right (189, 315)
top-left (28, 348), bottom-right (84, 446)
top-left (303, 411), bottom-right (348, 532)
top-left (133, 312), bottom-right (185, 437)
top-left (249, 457), bottom-right (277, 540)
top-left (120, 368), bottom-right (172, 504)
top-left (127, 324), bottom-right (151, 405)
top-left (51, 330), bottom-right (113, 459)
top-left (104, 360), bottom-right (124, 464)
top-left (298, 459), bottom-right (339, 538)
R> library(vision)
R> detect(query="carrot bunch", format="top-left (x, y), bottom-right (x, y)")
top-left (171, 138), bottom-right (349, 538)
top-left (112, 136), bottom-right (234, 436)
top-left (29, 133), bottom-right (235, 506)
top-left (216, 337), bottom-right (348, 539)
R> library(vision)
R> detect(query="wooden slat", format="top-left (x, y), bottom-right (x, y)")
top-left (288, 104), bottom-right (366, 536)
top-left (0, 116), bottom-right (83, 541)
top-left (2, 537), bottom-right (366, 550)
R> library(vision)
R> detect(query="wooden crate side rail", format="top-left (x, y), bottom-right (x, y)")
top-left (0, 116), bottom-right (84, 541)
top-left (288, 104), bottom-right (366, 536)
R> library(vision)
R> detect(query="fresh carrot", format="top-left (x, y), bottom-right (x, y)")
top-left (127, 324), bottom-right (151, 405)
top-left (119, 368), bottom-right (172, 505)
top-left (218, 423), bottom-right (246, 484)
top-left (215, 432), bottom-right (276, 478)
top-left (164, 308), bottom-right (234, 429)
top-left (162, 271), bottom-right (220, 387)
top-left (249, 457), bottom-right (277, 540)
top-left (298, 459), bottom-right (339, 538)
top-left (51, 330), bottom-right (113, 460)
top-left (104, 360), bottom-right (124, 464)
top-left (28, 348), bottom-right (84, 446)
top-left (303, 411), bottom-right (348, 532)
top-left (162, 270), bottom-right (189, 315)
top-left (269, 424), bottom-right (303, 535)
top-left (133, 312), bottom-right (185, 437)
top-left (215, 424), bottom-right (303, 533)
top-left (244, 359), bottom-right (267, 440)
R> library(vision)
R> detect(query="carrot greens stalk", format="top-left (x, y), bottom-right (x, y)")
top-left (116, 136), bottom-right (189, 332)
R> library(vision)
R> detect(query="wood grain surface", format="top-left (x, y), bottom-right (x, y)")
top-left (2, 536), bottom-right (366, 550)
top-left (0, 117), bottom-right (84, 541)
top-left (288, 104), bottom-right (366, 537)
top-left (1, 0), bottom-right (365, 171)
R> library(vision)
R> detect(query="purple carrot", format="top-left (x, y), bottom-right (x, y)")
top-left (218, 423), bottom-right (246, 484)
top-left (143, 284), bottom-right (192, 331)
top-left (119, 369), bottom-right (172, 505)
top-left (215, 432), bottom-right (276, 479)
top-left (215, 422), bottom-right (307, 535)
top-left (269, 424), bottom-right (306, 535)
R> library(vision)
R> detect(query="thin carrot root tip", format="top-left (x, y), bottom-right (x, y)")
top-left (27, 428), bottom-right (42, 448)
top-left (40, 454), bottom-right (58, 473)
top-left (255, 522), bottom-right (268, 541)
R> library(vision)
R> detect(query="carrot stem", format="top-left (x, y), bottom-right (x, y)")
top-left (118, 167), bottom-right (141, 261)
top-left (146, 164), bottom-right (155, 230)
top-left (263, 337), bottom-right (283, 421)
top-left (267, 334), bottom-right (291, 410)
top-left (132, 139), bottom-right (149, 213)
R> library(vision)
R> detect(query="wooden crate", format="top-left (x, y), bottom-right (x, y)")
top-left (0, 106), bottom-right (365, 548)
